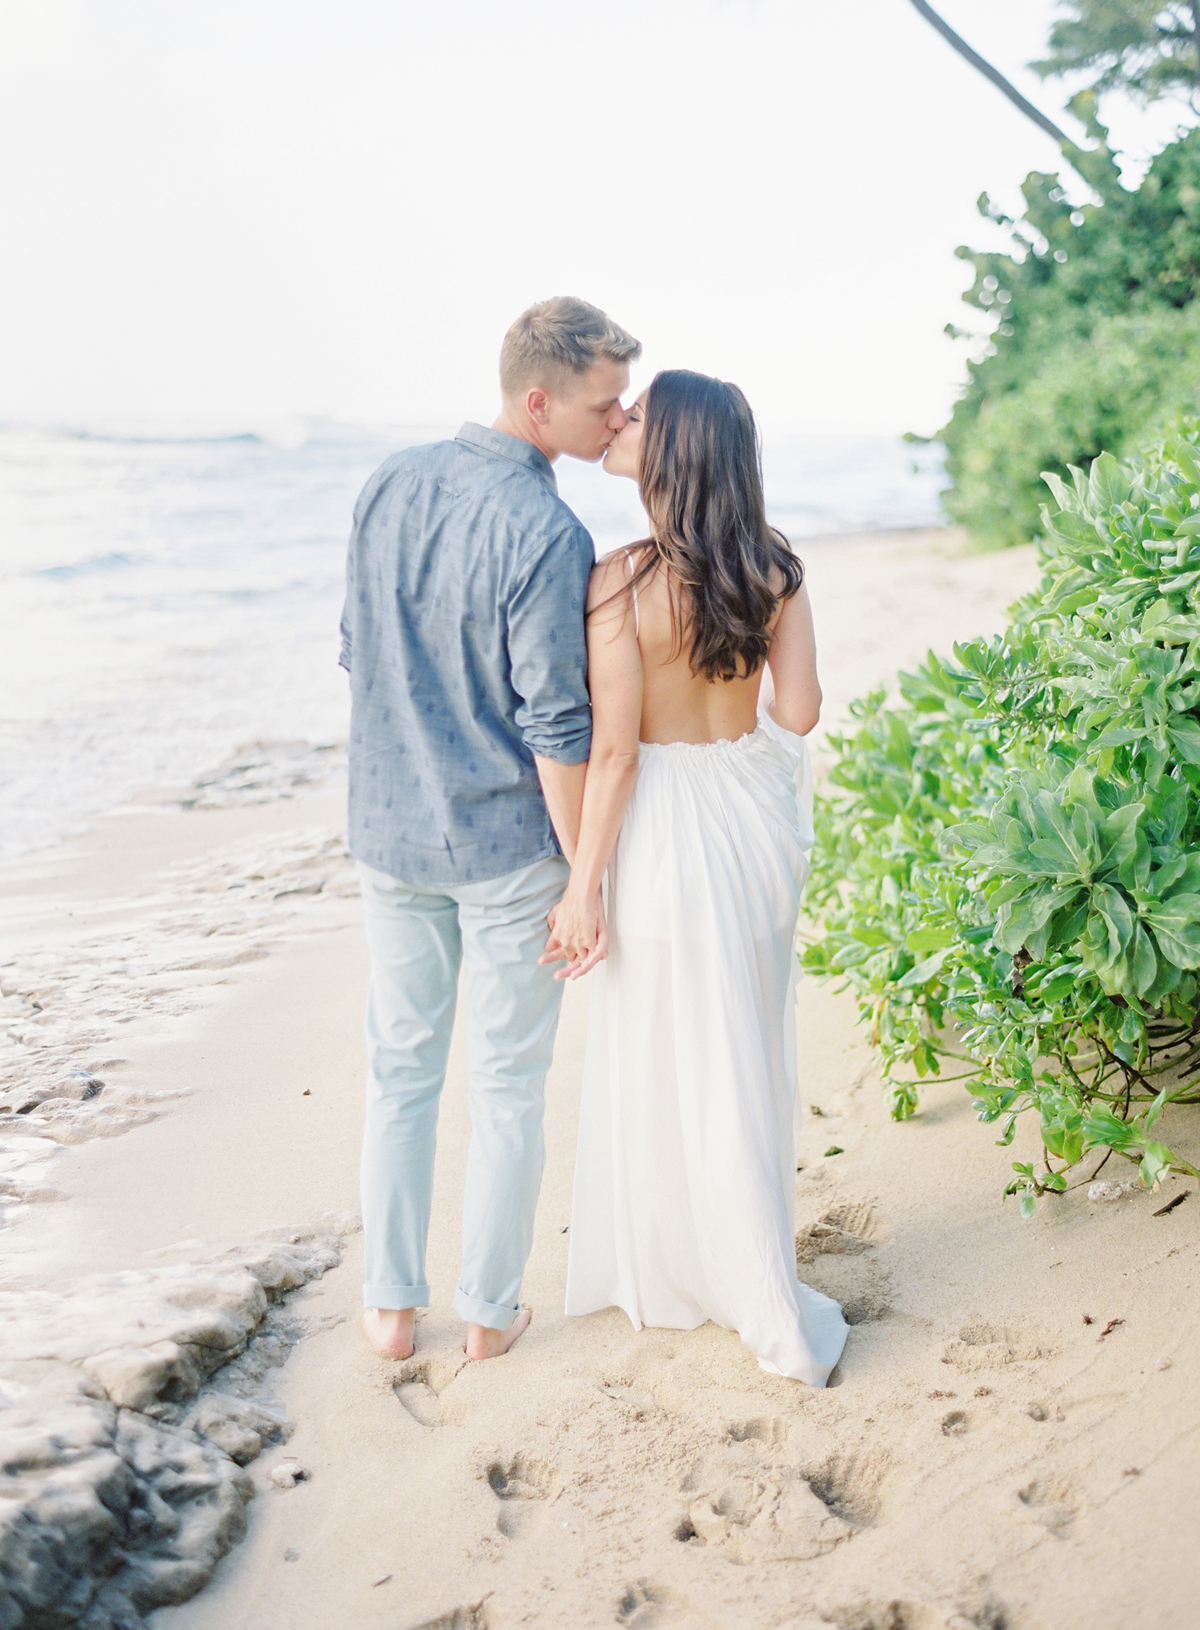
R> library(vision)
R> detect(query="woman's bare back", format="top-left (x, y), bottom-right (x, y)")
top-left (621, 546), bottom-right (818, 746)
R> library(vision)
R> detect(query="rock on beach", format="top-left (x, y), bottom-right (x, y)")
top-left (0, 1220), bottom-right (354, 1629)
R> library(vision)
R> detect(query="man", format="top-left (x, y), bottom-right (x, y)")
top-left (340, 296), bottom-right (641, 1361)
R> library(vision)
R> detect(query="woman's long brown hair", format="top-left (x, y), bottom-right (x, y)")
top-left (617, 369), bottom-right (803, 681)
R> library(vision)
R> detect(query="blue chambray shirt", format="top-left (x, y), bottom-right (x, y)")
top-left (339, 423), bottom-right (593, 887)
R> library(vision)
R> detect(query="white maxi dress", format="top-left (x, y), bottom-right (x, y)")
top-left (564, 706), bottom-right (849, 1386)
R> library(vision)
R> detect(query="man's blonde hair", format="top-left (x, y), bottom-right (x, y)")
top-left (499, 296), bottom-right (641, 400)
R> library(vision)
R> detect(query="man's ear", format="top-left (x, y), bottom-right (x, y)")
top-left (526, 386), bottom-right (551, 425)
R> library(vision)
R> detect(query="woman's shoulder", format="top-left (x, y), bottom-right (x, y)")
top-left (587, 545), bottom-right (633, 614)
top-left (768, 536), bottom-right (805, 597)
top-left (594, 540), bottom-right (653, 568)
top-left (588, 542), bottom-right (656, 624)
top-left (590, 542), bottom-right (652, 587)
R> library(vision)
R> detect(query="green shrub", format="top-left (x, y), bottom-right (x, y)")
top-left (803, 422), bottom-right (1200, 1211)
top-left (940, 107), bottom-right (1200, 549)
top-left (945, 305), bottom-right (1200, 549)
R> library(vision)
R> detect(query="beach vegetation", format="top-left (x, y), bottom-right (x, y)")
top-left (905, 1), bottom-right (1077, 146)
top-left (939, 104), bottom-right (1200, 549)
top-left (1031, 2), bottom-right (1200, 109)
top-left (802, 423), bottom-right (1200, 1211)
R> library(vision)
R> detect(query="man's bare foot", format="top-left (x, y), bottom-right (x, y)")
top-left (464, 1305), bottom-right (532, 1360)
top-left (362, 1307), bottom-right (415, 1360)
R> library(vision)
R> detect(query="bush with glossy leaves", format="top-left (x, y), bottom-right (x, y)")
top-left (803, 425), bottom-right (1200, 1211)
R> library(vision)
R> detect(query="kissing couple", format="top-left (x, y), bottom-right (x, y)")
top-left (339, 297), bottom-right (849, 1386)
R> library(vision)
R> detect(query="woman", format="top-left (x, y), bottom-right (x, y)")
top-left (545, 370), bottom-right (848, 1385)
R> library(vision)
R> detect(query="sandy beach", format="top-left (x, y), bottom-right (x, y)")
top-left (5, 527), bottom-right (1198, 1630)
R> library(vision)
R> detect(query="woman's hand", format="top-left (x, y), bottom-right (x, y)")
top-left (537, 549), bottom-right (641, 983)
top-left (541, 888), bottom-right (608, 980)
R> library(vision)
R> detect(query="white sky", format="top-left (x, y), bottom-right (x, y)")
top-left (0, 1), bottom-right (1190, 436)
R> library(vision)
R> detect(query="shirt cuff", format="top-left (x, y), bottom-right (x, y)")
top-left (525, 725), bottom-right (592, 765)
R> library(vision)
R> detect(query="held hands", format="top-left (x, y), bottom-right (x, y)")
top-left (540, 887), bottom-right (608, 981)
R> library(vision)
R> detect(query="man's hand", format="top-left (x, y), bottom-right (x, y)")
top-left (541, 890), bottom-right (608, 981)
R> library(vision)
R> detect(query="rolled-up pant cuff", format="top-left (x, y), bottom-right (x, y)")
top-left (452, 1287), bottom-right (519, 1330)
top-left (363, 1282), bottom-right (429, 1310)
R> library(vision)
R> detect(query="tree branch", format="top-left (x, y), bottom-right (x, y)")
top-left (905, 0), bottom-right (1076, 147)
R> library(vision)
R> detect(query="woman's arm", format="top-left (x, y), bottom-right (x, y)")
top-left (543, 552), bottom-right (644, 979)
top-left (533, 757), bottom-right (586, 863)
top-left (766, 581), bottom-right (821, 736)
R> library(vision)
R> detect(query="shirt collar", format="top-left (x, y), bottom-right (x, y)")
top-left (455, 422), bottom-right (557, 491)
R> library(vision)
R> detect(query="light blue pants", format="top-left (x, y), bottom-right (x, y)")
top-left (357, 854), bottom-right (569, 1330)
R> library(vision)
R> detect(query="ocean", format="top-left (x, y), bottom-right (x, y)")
top-left (0, 422), bottom-right (945, 860)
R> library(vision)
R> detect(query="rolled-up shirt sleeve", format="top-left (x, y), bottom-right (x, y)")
top-left (339, 456), bottom-right (399, 675)
top-left (338, 595), bottom-right (353, 674)
top-left (507, 522), bottom-right (593, 763)
top-left (338, 485), bottom-right (363, 674)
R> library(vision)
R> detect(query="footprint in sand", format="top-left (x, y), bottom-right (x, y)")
top-left (804, 1452), bottom-right (889, 1527)
top-left (1014, 1476), bottom-right (1079, 1538)
top-left (485, 1452), bottom-right (558, 1539)
top-left (944, 1602), bottom-right (1012, 1630)
top-left (406, 1603), bottom-right (489, 1630)
top-left (599, 1379), bottom-right (661, 1420)
top-left (393, 1354), bottom-right (466, 1428)
top-left (794, 1200), bottom-right (879, 1265)
top-left (615, 1579), bottom-right (691, 1627)
top-left (832, 1602), bottom-right (925, 1630)
top-left (726, 1417), bottom-right (790, 1447)
top-left (680, 1446), bottom-right (854, 1564)
top-left (795, 1200), bottom-right (892, 1325)
top-left (394, 1370), bottom-right (441, 1427)
top-left (940, 1322), bottom-right (1054, 1373)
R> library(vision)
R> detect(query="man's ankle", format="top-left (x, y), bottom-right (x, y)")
top-left (464, 1306), bottom-right (531, 1360)
top-left (363, 1306), bottom-right (415, 1359)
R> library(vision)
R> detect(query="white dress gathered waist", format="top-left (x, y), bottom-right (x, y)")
top-left (565, 709), bottom-right (848, 1385)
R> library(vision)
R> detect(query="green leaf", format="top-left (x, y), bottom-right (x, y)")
top-left (1140, 1142), bottom-right (1173, 1190)
top-left (1083, 1108), bottom-right (1137, 1150)
top-left (1034, 964), bottom-right (1081, 1002)
top-left (1131, 921), bottom-right (1160, 997)
top-left (1144, 1087), bottom-right (1169, 1133)
top-left (1143, 893), bottom-right (1200, 969)
top-left (906, 925), bottom-right (958, 954)
top-left (1089, 452), bottom-right (1128, 511)
top-left (1168, 718), bottom-right (1200, 767)
top-left (896, 948), bottom-right (952, 989)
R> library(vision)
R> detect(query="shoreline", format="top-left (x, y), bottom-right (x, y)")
top-left (5, 528), bottom-right (1198, 1628)
top-left (3, 523), bottom-right (990, 876)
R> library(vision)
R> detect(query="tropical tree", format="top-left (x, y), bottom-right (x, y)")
top-left (1033, 2), bottom-right (1200, 108)
top-left (903, 4), bottom-right (1200, 546)
top-left (940, 102), bottom-right (1200, 548)
top-left (904, 0), bottom-right (1076, 145)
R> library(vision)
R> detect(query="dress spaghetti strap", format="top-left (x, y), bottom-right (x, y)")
top-left (625, 548), bottom-right (641, 639)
